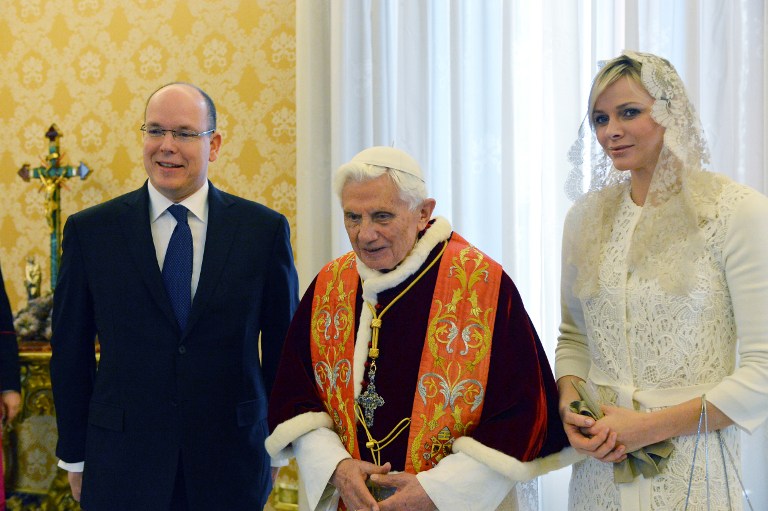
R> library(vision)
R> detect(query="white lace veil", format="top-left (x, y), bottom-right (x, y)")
top-left (564, 50), bottom-right (721, 297)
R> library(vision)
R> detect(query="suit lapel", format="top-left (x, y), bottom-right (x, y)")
top-left (184, 184), bottom-right (237, 336)
top-left (119, 183), bottom-right (180, 331)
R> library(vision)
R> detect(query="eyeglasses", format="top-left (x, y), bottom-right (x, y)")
top-left (140, 124), bottom-right (215, 142)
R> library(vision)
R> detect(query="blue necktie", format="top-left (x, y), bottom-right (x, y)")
top-left (163, 204), bottom-right (193, 330)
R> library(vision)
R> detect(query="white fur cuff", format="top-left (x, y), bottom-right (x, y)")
top-left (452, 436), bottom-right (584, 481)
top-left (265, 412), bottom-right (334, 461)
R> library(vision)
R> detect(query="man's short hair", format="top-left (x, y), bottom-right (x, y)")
top-left (144, 82), bottom-right (217, 131)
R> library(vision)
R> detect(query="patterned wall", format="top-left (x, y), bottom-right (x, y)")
top-left (0, 0), bottom-right (297, 312)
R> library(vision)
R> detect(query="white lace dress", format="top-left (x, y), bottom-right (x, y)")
top-left (556, 175), bottom-right (768, 510)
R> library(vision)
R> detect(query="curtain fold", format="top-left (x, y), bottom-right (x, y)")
top-left (296, 1), bottom-right (767, 508)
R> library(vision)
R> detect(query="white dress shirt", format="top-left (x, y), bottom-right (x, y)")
top-left (147, 180), bottom-right (209, 299)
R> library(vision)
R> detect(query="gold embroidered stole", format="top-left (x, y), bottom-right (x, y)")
top-left (309, 234), bottom-right (502, 473)
top-left (309, 251), bottom-right (361, 459)
top-left (406, 233), bottom-right (501, 472)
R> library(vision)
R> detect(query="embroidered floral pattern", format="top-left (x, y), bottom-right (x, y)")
top-left (407, 235), bottom-right (501, 473)
top-left (310, 252), bottom-right (359, 456)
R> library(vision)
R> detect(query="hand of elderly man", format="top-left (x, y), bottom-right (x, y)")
top-left (372, 471), bottom-right (437, 511)
top-left (331, 459), bottom-right (391, 511)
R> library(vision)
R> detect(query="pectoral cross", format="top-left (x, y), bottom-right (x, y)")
top-left (357, 360), bottom-right (385, 427)
top-left (18, 124), bottom-right (92, 291)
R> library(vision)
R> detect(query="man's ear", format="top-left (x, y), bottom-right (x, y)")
top-left (208, 132), bottom-right (222, 162)
top-left (417, 198), bottom-right (437, 230)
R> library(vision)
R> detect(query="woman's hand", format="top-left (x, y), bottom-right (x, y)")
top-left (557, 375), bottom-right (626, 463)
top-left (587, 404), bottom-right (660, 454)
top-left (562, 406), bottom-right (627, 463)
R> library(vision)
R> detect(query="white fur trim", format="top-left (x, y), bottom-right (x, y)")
top-left (265, 411), bottom-right (334, 460)
top-left (356, 216), bottom-right (452, 303)
top-left (452, 436), bottom-right (584, 481)
top-left (353, 216), bottom-right (453, 398)
top-left (353, 304), bottom-right (374, 398)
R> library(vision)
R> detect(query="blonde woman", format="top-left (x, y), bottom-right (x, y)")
top-left (556, 51), bottom-right (768, 510)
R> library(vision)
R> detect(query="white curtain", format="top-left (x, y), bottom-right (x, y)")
top-left (295, 1), bottom-right (767, 509)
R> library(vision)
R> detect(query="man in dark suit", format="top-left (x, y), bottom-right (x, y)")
top-left (50, 82), bottom-right (299, 511)
top-left (0, 261), bottom-right (21, 422)
top-left (0, 260), bottom-right (22, 509)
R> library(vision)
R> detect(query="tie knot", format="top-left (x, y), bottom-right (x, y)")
top-left (168, 204), bottom-right (189, 225)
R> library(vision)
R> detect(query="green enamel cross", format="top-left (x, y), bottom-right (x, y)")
top-left (18, 124), bottom-right (92, 291)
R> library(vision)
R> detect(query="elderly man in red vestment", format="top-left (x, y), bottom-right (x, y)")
top-left (267, 147), bottom-right (575, 511)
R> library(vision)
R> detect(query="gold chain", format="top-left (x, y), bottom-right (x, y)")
top-left (365, 240), bottom-right (448, 360)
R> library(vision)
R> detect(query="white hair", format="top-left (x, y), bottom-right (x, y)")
top-left (333, 147), bottom-right (427, 210)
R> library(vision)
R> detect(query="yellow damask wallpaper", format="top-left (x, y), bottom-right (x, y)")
top-left (0, 0), bottom-right (297, 312)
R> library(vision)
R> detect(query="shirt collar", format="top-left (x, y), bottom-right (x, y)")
top-left (148, 180), bottom-right (209, 224)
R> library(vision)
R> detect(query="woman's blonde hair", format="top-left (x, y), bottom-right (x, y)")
top-left (587, 55), bottom-right (643, 129)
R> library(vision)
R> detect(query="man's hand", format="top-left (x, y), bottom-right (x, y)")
top-left (372, 471), bottom-right (436, 511)
top-left (68, 471), bottom-right (83, 502)
top-left (331, 459), bottom-right (390, 511)
top-left (2, 391), bottom-right (21, 422)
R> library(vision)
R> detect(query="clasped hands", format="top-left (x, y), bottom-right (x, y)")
top-left (562, 404), bottom-right (630, 464)
top-left (562, 402), bottom-right (660, 463)
top-left (559, 377), bottom-right (677, 483)
top-left (330, 459), bottom-right (437, 511)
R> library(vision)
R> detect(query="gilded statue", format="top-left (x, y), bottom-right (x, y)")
top-left (39, 173), bottom-right (65, 231)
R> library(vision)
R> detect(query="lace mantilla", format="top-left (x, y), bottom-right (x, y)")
top-left (565, 51), bottom-right (717, 297)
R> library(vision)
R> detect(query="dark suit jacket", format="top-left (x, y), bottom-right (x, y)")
top-left (0, 262), bottom-right (21, 394)
top-left (50, 181), bottom-right (299, 511)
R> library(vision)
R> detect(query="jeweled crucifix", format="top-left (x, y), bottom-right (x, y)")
top-left (18, 124), bottom-right (92, 291)
top-left (358, 359), bottom-right (385, 428)
top-left (357, 315), bottom-right (385, 427)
